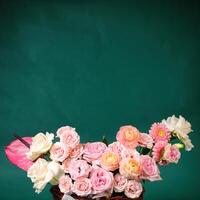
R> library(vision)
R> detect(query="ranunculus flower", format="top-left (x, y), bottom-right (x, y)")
top-left (100, 151), bottom-right (120, 171)
top-left (70, 144), bottom-right (83, 159)
top-left (68, 159), bottom-right (91, 180)
top-left (163, 144), bottom-right (181, 163)
top-left (57, 126), bottom-right (80, 149)
top-left (73, 177), bottom-right (92, 197)
top-left (59, 175), bottom-right (73, 194)
top-left (140, 155), bottom-right (161, 181)
top-left (113, 173), bottom-right (127, 193)
top-left (27, 158), bottom-right (64, 193)
top-left (149, 123), bottom-right (171, 142)
top-left (124, 180), bottom-right (143, 199)
top-left (119, 158), bottom-right (141, 178)
top-left (90, 167), bottom-right (113, 195)
top-left (83, 142), bottom-right (107, 163)
top-left (50, 142), bottom-right (70, 162)
top-left (152, 141), bottom-right (168, 165)
top-left (139, 133), bottom-right (154, 149)
top-left (162, 115), bottom-right (193, 151)
top-left (116, 125), bottom-right (140, 149)
top-left (27, 132), bottom-right (54, 161)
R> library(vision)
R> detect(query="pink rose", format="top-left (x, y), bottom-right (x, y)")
top-left (62, 158), bottom-right (73, 173)
top-left (140, 155), bottom-right (161, 181)
top-left (50, 142), bottom-right (70, 162)
top-left (116, 125), bottom-right (140, 149)
top-left (152, 141), bottom-right (168, 165)
top-left (73, 177), bottom-right (92, 197)
top-left (58, 175), bottom-right (73, 194)
top-left (139, 133), bottom-right (154, 149)
top-left (68, 159), bottom-right (91, 180)
top-left (114, 173), bottom-right (127, 193)
top-left (70, 144), bottom-right (83, 159)
top-left (83, 142), bottom-right (107, 163)
top-left (108, 142), bottom-right (122, 156)
top-left (163, 144), bottom-right (181, 164)
top-left (57, 126), bottom-right (80, 148)
top-left (121, 148), bottom-right (140, 160)
top-left (124, 180), bottom-right (143, 199)
top-left (90, 167), bottom-right (113, 194)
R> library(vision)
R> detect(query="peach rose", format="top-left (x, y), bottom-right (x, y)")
top-left (83, 142), bottom-right (107, 163)
top-left (119, 158), bottom-right (141, 178)
top-left (100, 151), bottom-right (120, 171)
top-left (59, 175), bottom-right (73, 194)
top-left (140, 155), bottom-right (161, 181)
top-left (57, 126), bottom-right (80, 148)
top-left (124, 180), bottom-right (143, 199)
top-left (68, 159), bottom-right (91, 180)
top-left (116, 125), bottom-right (140, 149)
top-left (73, 177), bottom-right (92, 197)
top-left (90, 167), bottom-right (113, 194)
top-left (50, 142), bottom-right (70, 162)
top-left (114, 173), bottom-right (127, 193)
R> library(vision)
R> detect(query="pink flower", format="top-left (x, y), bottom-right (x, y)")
top-left (70, 144), bottom-right (83, 159)
top-left (5, 137), bottom-right (33, 171)
top-left (139, 133), bottom-right (154, 149)
top-left (124, 180), bottom-right (143, 199)
top-left (100, 151), bottom-right (120, 171)
top-left (90, 167), bottom-right (113, 194)
top-left (121, 148), bottom-right (140, 160)
top-left (62, 158), bottom-right (73, 173)
top-left (50, 142), bottom-right (70, 162)
top-left (163, 144), bottom-right (181, 164)
top-left (57, 126), bottom-right (80, 148)
top-left (113, 173), bottom-right (127, 193)
top-left (68, 159), bottom-right (91, 180)
top-left (116, 125), bottom-right (140, 149)
top-left (108, 142), bottom-right (122, 156)
top-left (73, 177), bottom-right (92, 197)
top-left (140, 155), bottom-right (161, 181)
top-left (59, 175), bottom-right (73, 194)
top-left (119, 158), bottom-right (141, 178)
top-left (83, 142), bottom-right (107, 163)
top-left (152, 141), bottom-right (168, 165)
top-left (149, 123), bottom-right (171, 142)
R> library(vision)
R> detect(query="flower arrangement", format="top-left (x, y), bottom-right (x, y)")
top-left (5, 115), bottom-right (193, 200)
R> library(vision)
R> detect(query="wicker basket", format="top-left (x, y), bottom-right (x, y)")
top-left (50, 186), bottom-right (144, 200)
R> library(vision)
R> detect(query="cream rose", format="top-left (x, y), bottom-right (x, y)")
top-left (27, 158), bottom-right (64, 193)
top-left (27, 132), bottom-right (54, 161)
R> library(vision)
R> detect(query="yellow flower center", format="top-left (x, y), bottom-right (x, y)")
top-left (158, 130), bottom-right (165, 137)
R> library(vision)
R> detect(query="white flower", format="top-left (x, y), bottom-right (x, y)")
top-left (162, 115), bottom-right (194, 151)
top-left (27, 158), bottom-right (64, 193)
top-left (27, 132), bottom-right (54, 161)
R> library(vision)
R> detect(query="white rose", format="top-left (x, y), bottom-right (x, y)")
top-left (27, 132), bottom-right (54, 161)
top-left (162, 115), bottom-right (193, 151)
top-left (27, 158), bottom-right (64, 193)
top-left (46, 161), bottom-right (65, 185)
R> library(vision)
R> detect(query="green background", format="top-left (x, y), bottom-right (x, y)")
top-left (0, 0), bottom-right (199, 199)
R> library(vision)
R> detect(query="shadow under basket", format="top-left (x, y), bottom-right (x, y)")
top-left (50, 186), bottom-right (144, 200)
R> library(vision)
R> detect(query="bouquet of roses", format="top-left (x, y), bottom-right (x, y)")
top-left (5, 115), bottom-right (193, 200)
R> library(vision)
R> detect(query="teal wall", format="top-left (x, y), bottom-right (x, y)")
top-left (0, 0), bottom-right (199, 199)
